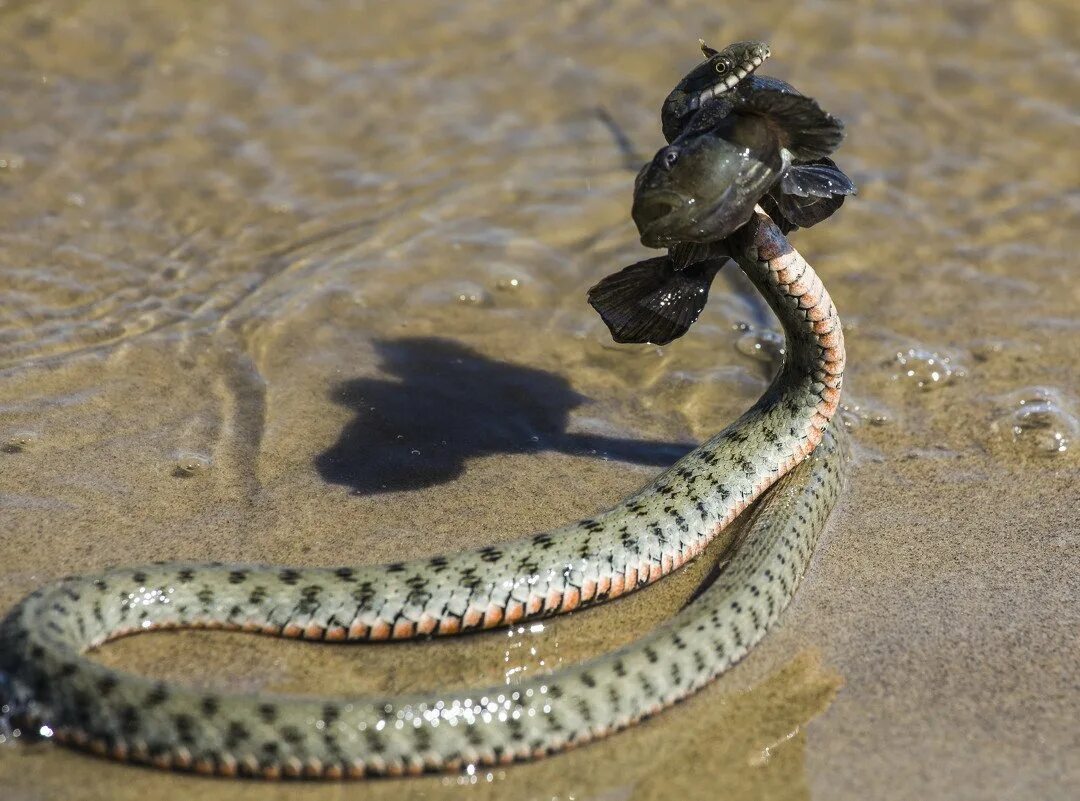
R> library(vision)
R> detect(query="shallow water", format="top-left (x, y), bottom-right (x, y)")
top-left (0, 1), bottom-right (1077, 799)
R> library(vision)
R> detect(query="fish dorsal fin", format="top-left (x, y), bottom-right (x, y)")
top-left (739, 89), bottom-right (845, 161)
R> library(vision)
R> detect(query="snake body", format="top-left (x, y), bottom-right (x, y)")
top-left (0, 210), bottom-right (845, 778)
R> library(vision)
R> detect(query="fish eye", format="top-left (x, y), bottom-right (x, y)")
top-left (714, 60), bottom-right (730, 74)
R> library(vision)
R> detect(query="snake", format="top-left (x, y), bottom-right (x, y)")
top-left (0, 207), bottom-right (846, 779)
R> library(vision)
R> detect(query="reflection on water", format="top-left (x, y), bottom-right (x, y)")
top-left (12, 644), bottom-right (842, 801)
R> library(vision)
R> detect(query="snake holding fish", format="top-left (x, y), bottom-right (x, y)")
top-left (0, 40), bottom-right (853, 779)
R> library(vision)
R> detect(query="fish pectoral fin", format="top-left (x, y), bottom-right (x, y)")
top-left (780, 158), bottom-right (857, 198)
top-left (741, 89), bottom-right (845, 161)
top-left (588, 256), bottom-right (725, 345)
top-left (770, 185), bottom-right (847, 230)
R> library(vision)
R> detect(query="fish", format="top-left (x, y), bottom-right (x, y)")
top-left (662, 42), bottom-right (857, 236)
top-left (587, 41), bottom-right (857, 346)
top-left (632, 88), bottom-right (845, 249)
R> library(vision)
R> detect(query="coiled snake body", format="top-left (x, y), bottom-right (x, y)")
top-left (0, 210), bottom-right (845, 779)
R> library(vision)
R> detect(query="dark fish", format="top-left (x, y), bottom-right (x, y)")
top-left (762, 156), bottom-right (856, 233)
top-left (587, 245), bottom-right (726, 345)
top-left (632, 88), bottom-right (843, 248)
top-left (662, 46), bottom-right (856, 234)
top-left (588, 40), bottom-right (856, 346)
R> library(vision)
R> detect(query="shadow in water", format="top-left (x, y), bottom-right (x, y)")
top-left (315, 337), bottom-right (695, 494)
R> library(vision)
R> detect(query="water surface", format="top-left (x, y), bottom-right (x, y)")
top-left (1, 1), bottom-right (1077, 799)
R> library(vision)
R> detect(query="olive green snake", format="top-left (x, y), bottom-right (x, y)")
top-left (0, 209), bottom-right (846, 779)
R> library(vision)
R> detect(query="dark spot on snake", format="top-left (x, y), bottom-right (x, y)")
top-left (464, 724), bottom-right (485, 747)
top-left (118, 703), bottom-right (140, 735)
top-left (174, 714), bottom-right (197, 745)
top-left (258, 704), bottom-right (278, 724)
top-left (576, 699), bottom-right (593, 722)
top-left (413, 724), bottom-right (432, 751)
top-left (278, 569), bottom-right (301, 585)
top-left (226, 721), bottom-right (250, 747)
top-left (57, 661), bottom-right (77, 678)
top-left (459, 567), bottom-right (483, 591)
top-left (692, 650), bottom-right (706, 671)
top-left (334, 567), bottom-right (356, 581)
top-left (279, 726), bottom-right (304, 745)
top-left (145, 683), bottom-right (169, 707)
top-left (506, 716), bottom-right (525, 742)
top-left (478, 547), bottom-right (502, 563)
top-left (228, 570), bottom-right (248, 584)
top-left (201, 696), bottom-right (220, 717)
top-left (364, 728), bottom-right (387, 754)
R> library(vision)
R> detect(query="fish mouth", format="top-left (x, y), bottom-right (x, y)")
top-left (688, 49), bottom-right (770, 111)
top-left (636, 182), bottom-right (754, 248)
top-left (632, 192), bottom-right (689, 248)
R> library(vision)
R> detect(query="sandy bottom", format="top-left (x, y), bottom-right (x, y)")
top-left (0, 1), bottom-right (1077, 799)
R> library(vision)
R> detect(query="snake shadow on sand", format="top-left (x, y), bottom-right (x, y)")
top-left (315, 337), bottom-right (695, 494)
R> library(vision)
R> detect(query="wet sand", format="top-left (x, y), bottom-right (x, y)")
top-left (1, 1), bottom-right (1077, 799)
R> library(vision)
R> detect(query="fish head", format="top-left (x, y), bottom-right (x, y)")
top-left (632, 130), bottom-right (781, 248)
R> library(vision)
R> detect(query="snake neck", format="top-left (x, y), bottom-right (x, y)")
top-left (731, 210), bottom-right (845, 453)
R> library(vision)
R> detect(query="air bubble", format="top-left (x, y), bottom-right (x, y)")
top-left (839, 402), bottom-right (891, 429)
top-left (990, 387), bottom-right (1077, 456)
top-left (735, 327), bottom-right (785, 363)
top-left (890, 348), bottom-right (962, 390)
top-left (454, 283), bottom-right (493, 306)
top-left (172, 452), bottom-right (212, 477)
top-left (3, 431), bottom-right (40, 453)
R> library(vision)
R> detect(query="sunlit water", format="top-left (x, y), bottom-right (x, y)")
top-left (1, 1), bottom-right (1076, 799)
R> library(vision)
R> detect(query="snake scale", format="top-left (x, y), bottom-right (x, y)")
top-left (0, 208), bottom-right (846, 779)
